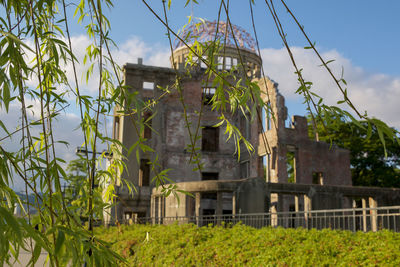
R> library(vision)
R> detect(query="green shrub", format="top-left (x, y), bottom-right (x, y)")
top-left (95, 224), bottom-right (400, 266)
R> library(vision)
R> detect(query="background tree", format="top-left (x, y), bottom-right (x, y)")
top-left (309, 114), bottom-right (400, 188)
top-left (64, 157), bottom-right (106, 224)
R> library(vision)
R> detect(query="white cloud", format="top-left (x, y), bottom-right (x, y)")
top-left (1, 35), bottom-right (170, 191)
top-left (23, 34), bottom-right (170, 98)
top-left (58, 35), bottom-right (171, 96)
top-left (112, 37), bottom-right (170, 67)
top-left (260, 47), bottom-right (400, 129)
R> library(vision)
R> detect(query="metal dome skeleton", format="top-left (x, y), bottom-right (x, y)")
top-left (173, 20), bottom-right (257, 52)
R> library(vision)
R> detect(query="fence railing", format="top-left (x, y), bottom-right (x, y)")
top-left (122, 206), bottom-right (400, 232)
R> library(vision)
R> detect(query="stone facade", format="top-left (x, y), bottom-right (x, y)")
top-left (109, 22), bottom-right (363, 223)
top-left (111, 43), bottom-right (262, 222)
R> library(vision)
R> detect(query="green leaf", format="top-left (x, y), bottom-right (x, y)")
top-left (55, 230), bottom-right (65, 256)
top-left (0, 120), bottom-right (10, 136)
top-left (0, 30), bottom-right (35, 53)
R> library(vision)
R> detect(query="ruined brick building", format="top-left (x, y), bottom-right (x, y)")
top-left (108, 21), bottom-right (399, 223)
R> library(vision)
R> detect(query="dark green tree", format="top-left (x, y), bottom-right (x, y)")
top-left (64, 157), bottom-right (106, 223)
top-left (309, 115), bottom-right (400, 188)
top-left (64, 157), bottom-right (88, 201)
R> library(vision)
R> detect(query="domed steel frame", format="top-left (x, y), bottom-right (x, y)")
top-left (174, 20), bottom-right (256, 52)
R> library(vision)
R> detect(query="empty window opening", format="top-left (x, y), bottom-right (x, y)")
top-left (186, 196), bottom-right (196, 217)
top-left (202, 208), bottom-right (215, 215)
top-left (190, 56), bottom-right (199, 66)
top-left (258, 156), bottom-right (265, 178)
top-left (114, 116), bottom-right (120, 139)
top-left (143, 81), bottom-right (154, 90)
top-left (286, 151), bottom-right (295, 183)
top-left (265, 154), bottom-right (271, 182)
top-left (312, 172), bottom-right (324, 185)
top-left (201, 193), bottom-right (217, 201)
top-left (252, 67), bottom-right (258, 78)
top-left (240, 161), bottom-right (250, 178)
top-left (222, 192), bottom-right (233, 213)
top-left (232, 57), bottom-right (238, 66)
top-left (286, 115), bottom-right (293, 128)
top-left (218, 56), bottom-right (223, 70)
top-left (202, 126), bottom-right (219, 152)
top-left (143, 111), bottom-right (152, 139)
top-left (200, 56), bottom-right (207, 69)
top-left (266, 102), bottom-right (272, 130)
top-left (271, 148), bottom-right (277, 170)
top-left (202, 87), bottom-right (216, 105)
top-left (261, 103), bottom-right (272, 131)
top-left (247, 62), bottom-right (254, 78)
top-left (260, 155), bottom-right (271, 182)
top-left (202, 172), bottom-right (219, 181)
top-left (225, 57), bottom-right (232, 70)
top-left (137, 212), bottom-right (146, 218)
top-left (139, 159), bottom-right (150, 186)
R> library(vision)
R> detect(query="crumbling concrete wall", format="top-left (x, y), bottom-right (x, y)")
top-left (257, 77), bottom-right (352, 187)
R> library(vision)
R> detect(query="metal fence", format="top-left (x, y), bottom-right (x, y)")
top-left (124, 206), bottom-right (400, 232)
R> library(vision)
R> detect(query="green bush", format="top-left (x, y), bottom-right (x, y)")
top-left (96, 224), bottom-right (400, 266)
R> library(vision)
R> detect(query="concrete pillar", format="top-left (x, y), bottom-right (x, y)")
top-left (295, 195), bottom-right (299, 212)
top-left (362, 198), bottom-right (367, 232)
top-left (216, 192), bottom-right (223, 225)
top-left (294, 195), bottom-right (299, 228)
top-left (304, 194), bottom-right (312, 229)
top-left (270, 193), bottom-right (278, 227)
top-left (216, 192), bottom-right (223, 215)
top-left (270, 193), bottom-right (283, 227)
top-left (270, 205), bottom-right (278, 227)
top-left (151, 195), bottom-right (155, 224)
top-left (369, 197), bottom-right (378, 232)
top-left (232, 193), bottom-right (236, 215)
top-left (195, 192), bottom-right (201, 226)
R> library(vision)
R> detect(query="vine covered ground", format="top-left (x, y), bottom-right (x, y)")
top-left (96, 223), bottom-right (400, 266)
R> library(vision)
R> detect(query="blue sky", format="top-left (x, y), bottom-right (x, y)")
top-left (98, 0), bottom-right (400, 76)
top-left (85, 0), bottom-right (400, 121)
top-left (78, 0), bottom-right (400, 124)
